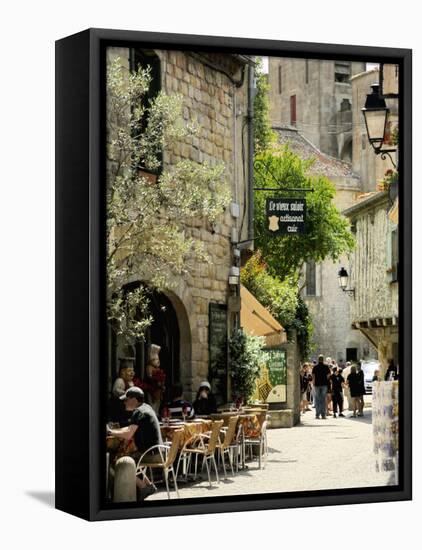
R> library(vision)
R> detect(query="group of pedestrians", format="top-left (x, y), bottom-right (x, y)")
top-left (300, 355), bottom-right (366, 420)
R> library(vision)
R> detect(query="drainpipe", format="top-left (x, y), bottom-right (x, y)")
top-left (247, 63), bottom-right (255, 242)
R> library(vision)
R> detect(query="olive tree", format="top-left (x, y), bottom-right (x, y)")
top-left (107, 57), bottom-right (230, 343)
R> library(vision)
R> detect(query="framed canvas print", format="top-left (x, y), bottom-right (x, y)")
top-left (55, 28), bottom-right (412, 521)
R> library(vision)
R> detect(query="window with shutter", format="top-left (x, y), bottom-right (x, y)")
top-left (306, 260), bottom-right (316, 296)
top-left (290, 95), bottom-right (297, 126)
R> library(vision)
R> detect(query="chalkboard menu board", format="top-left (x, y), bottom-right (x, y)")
top-left (266, 347), bottom-right (287, 404)
top-left (208, 303), bottom-right (228, 404)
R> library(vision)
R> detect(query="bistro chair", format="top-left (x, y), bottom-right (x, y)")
top-left (135, 428), bottom-right (184, 499)
top-left (229, 418), bottom-right (245, 473)
top-left (243, 420), bottom-right (268, 470)
top-left (216, 415), bottom-right (239, 478)
top-left (177, 420), bottom-right (223, 487)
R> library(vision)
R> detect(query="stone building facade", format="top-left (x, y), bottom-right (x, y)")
top-left (107, 47), bottom-right (254, 402)
top-left (343, 192), bottom-right (399, 375)
top-left (268, 57), bottom-right (365, 160)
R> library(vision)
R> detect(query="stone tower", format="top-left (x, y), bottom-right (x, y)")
top-left (268, 57), bottom-right (366, 161)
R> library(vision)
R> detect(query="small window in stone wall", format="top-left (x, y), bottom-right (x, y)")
top-left (278, 65), bottom-right (282, 94)
top-left (305, 59), bottom-right (309, 84)
top-left (290, 95), bottom-right (297, 126)
top-left (306, 260), bottom-right (316, 296)
top-left (335, 61), bottom-right (351, 83)
top-left (362, 134), bottom-right (367, 150)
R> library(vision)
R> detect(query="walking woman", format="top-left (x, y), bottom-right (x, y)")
top-left (300, 363), bottom-right (311, 414)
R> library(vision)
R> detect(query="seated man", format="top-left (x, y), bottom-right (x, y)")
top-left (107, 386), bottom-right (163, 500)
top-left (162, 382), bottom-right (194, 420)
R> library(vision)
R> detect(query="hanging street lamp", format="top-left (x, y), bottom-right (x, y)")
top-left (362, 84), bottom-right (397, 168)
top-left (338, 267), bottom-right (355, 298)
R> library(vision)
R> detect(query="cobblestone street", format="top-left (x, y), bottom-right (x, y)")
top-left (149, 405), bottom-right (395, 501)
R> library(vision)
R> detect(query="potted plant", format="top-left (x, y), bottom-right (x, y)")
top-left (229, 329), bottom-right (268, 406)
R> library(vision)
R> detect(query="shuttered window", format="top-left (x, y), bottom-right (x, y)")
top-left (306, 260), bottom-right (316, 296)
top-left (290, 95), bottom-right (297, 126)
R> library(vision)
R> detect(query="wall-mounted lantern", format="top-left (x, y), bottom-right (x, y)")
top-left (338, 267), bottom-right (355, 299)
top-left (362, 84), bottom-right (397, 168)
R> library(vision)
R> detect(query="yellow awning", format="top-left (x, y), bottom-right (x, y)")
top-left (240, 285), bottom-right (287, 346)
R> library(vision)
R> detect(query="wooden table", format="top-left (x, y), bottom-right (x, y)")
top-left (160, 419), bottom-right (212, 448)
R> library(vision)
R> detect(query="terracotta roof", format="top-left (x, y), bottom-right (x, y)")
top-left (273, 126), bottom-right (358, 179)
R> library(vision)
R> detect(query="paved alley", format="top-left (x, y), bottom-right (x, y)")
top-left (149, 407), bottom-right (395, 501)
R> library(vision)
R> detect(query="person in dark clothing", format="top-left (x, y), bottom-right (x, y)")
top-left (356, 363), bottom-right (366, 416)
top-left (385, 359), bottom-right (398, 381)
top-left (346, 365), bottom-right (363, 418)
top-left (161, 382), bottom-right (194, 419)
top-left (372, 369), bottom-right (381, 382)
top-left (312, 355), bottom-right (330, 419)
top-left (193, 380), bottom-right (217, 416)
top-left (331, 367), bottom-right (345, 418)
top-left (107, 386), bottom-right (162, 500)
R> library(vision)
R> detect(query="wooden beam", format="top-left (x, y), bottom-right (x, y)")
top-left (359, 328), bottom-right (379, 348)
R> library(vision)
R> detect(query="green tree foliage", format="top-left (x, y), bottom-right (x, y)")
top-left (288, 294), bottom-right (314, 360)
top-left (107, 57), bottom-right (231, 344)
top-left (241, 252), bottom-right (314, 359)
top-left (240, 251), bottom-right (298, 328)
top-left (254, 147), bottom-right (355, 280)
top-left (229, 329), bottom-right (268, 403)
top-left (253, 59), bottom-right (277, 152)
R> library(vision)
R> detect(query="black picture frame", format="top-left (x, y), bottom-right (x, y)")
top-left (56, 28), bottom-right (412, 521)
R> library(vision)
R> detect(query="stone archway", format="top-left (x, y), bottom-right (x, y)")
top-left (134, 287), bottom-right (192, 401)
top-left (162, 289), bottom-right (193, 394)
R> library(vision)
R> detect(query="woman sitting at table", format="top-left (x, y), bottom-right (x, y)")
top-left (193, 380), bottom-right (217, 416)
top-left (160, 382), bottom-right (194, 420)
top-left (109, 360), bottom-right (136, 423)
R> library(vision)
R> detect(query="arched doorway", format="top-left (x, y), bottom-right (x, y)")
top-left (134, 291), bottom-right (180, 401)
top-left (109, 282), bottom-right (192, 402)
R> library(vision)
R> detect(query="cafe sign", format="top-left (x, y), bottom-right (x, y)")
top-left (266, 198), bottom-right (306, 235)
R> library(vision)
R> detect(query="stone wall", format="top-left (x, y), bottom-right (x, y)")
top-left (344, 192), bottom-right (399, 374)
top-left (107, 47), bottom-right (252, 400)
top-left (347, 194), bottom-right (398, 322)
top-left (161, 50), bottom-right (251, 397)
top-left (304, 257), bottom-right (374, 362)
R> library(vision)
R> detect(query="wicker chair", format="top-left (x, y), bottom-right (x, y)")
top-left (243, 420), bottom-right (268, 470)
top-left (177, 420), bottom-right (223, 486)
top-left (216, 415), bottom-right (239, 478)
top-left (135, 428), bottom-right (184, 499)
